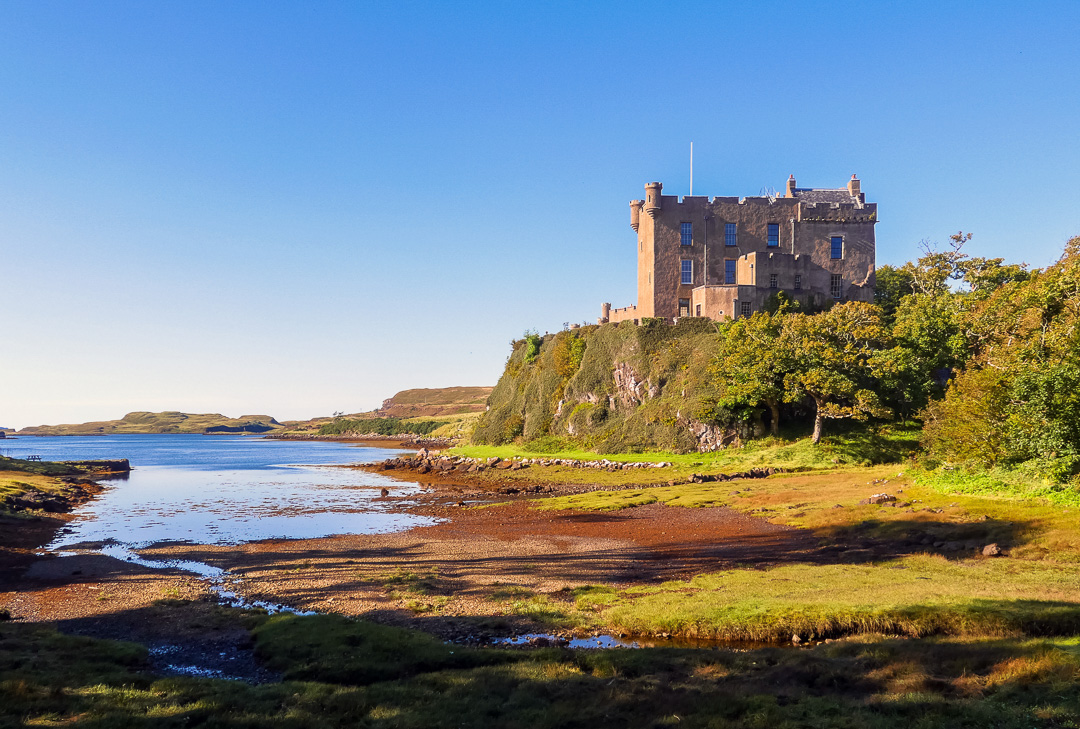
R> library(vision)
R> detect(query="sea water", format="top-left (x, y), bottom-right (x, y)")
top-left (1, 434), bottom-right (436, 549)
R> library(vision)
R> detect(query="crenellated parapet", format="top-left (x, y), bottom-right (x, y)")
top-left (799, 201), bottom-right (878, 223)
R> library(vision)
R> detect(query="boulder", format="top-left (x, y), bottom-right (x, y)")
top-left (982, 543), bottom-right (1003, 557)
top-left (859, 493), bottom-right (896, 505)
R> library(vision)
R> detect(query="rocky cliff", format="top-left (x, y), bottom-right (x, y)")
top-left (472, 319), bottom-right (745, 453)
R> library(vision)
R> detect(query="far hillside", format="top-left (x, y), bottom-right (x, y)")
top-left (18, 412), bottom-right (282, 436)
top-left (376, 387), bottom-right (493, 418)
top-left (271, 386), bottom-right (494, 438)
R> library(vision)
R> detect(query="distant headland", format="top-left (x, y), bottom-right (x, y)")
top-left (12, 386), bottom-right (494, 436)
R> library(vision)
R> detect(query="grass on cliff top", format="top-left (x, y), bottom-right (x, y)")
top-left (0, 456), bottom-right (79, 505)
top-left (5, 608), bottom-right (1080, 728)
top-left (0, 455), bottom-right (80, 477)
top-left (453, 421), bottom-right (919, 476)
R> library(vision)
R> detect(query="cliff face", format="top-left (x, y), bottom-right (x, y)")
top-left (472, 319), bottom-right (743, 453)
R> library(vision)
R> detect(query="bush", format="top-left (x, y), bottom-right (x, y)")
top-left (318, 417), bottom-right (448, 437)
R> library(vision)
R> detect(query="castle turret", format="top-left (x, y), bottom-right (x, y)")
top-left (629, 200), bottom-right (644, 231)
top-left (644, 182), bottom-right (662, 218)
top-left (785, 174), bottom-right (796, 198)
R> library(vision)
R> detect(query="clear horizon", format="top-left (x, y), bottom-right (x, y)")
top-left (4, 1), bottom-right (1079, 430)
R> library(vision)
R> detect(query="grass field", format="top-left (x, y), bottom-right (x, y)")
top-left (3, 608), bottom-right (1080, 728)
top-left (529, 464), bottom-right (1080, 644)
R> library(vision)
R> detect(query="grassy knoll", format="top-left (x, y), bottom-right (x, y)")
top-left (533, 465), bottom-right (1080, 643)
top-left (3, 609), bottom-right (1080, 727)
top-left (0, 455), bottom-right (82, 505)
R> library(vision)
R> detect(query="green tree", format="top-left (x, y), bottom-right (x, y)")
top-left (959, 256), bottom-right (1031, 300)
top-left (920, 367), bottom-right (1009, 467)
top-left (919, 236), bottom-right (1080, 480)
top-left (710, 310), bottom-right (786, 435)
top-left (873, 264), bottom-right (916, 322)
top-left (881, 292), bottom-right (968, 415)
top-left (780, 302), bottom-right (892, 444)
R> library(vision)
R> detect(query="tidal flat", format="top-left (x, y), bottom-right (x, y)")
top-left (2, 436), bottom-right (1079, 726)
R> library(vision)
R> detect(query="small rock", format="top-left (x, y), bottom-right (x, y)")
top-left (380, 488), bottom-right (390, 497)
top-left (982, 543), bottom-right (1003, 557)
top-left (791, 633), bottom-right (802, 644)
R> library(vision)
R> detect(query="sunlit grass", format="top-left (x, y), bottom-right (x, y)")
top-left (595, 555), bottom-right (1080, 642)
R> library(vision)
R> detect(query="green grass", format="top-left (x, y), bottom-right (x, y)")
top-left (453, 422), bottom-right (920, 475)
top-left (0, 455), bottom-right (81, 477)
top-left (915, 466), bottom-right (1080, 508)
top-left (4, 612), bottom-right (1080, 727)
top-left (593, 556), bottom-right (1080, 642)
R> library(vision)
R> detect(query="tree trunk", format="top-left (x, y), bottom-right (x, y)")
top-left (811, 399), bottom-right (824, 444)
top-left (767, 399), bottom-right (780, 437)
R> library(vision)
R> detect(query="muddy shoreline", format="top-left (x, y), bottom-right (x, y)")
top-left (1, 453), bottom-right (824, 679)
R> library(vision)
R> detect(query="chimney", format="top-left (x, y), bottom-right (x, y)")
top-left (847, 174), bottom-right (861, 197)
top-left (785, 174), bottom-right (796, 198)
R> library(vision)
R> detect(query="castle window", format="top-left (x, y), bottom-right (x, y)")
top-left (794, 274), bottom-right (802, 290)
top-left (740, 301), bottom-right (751, 318)
top-left (768, 224), bottom-right (779, 247)
top-left (681, 259), bottom-right (693, 285)
top-left (769, 273), bottom-right (778, 289)
top-left (725, 259), bottom-right (736, 284)
top-left (725, 223), bottom-right (737, 246)
top-left (831, 236), bottom-right (843, 259)
top-left (679, 298), bottom-right (690, 317)
top-left (831, 274), bottom-right (843, 299)
top-left (681, 222), bottom-right (693, 246)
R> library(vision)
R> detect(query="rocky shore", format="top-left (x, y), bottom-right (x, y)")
top-left (367, 449), bottom-right (783, 495)
top-left (265, 432), bottom-right (453, 448)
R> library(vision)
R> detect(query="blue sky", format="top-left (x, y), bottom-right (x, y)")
top-left (3, 1), bottom-right (1079, 429)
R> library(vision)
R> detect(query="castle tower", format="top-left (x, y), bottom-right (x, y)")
top-left (643, 182), bottom-right (662, 218)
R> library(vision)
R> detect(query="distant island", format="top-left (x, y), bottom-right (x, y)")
top-left (14, 386), bottom-right (494, 436)
top-left (16, 411), bottom-right (283, 436)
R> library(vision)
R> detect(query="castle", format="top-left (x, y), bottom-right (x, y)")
top-left (601, 175), bottom-right (877, 323)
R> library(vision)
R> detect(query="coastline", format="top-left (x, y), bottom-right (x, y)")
top-left (263, 432), bottom-right (452, 449)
